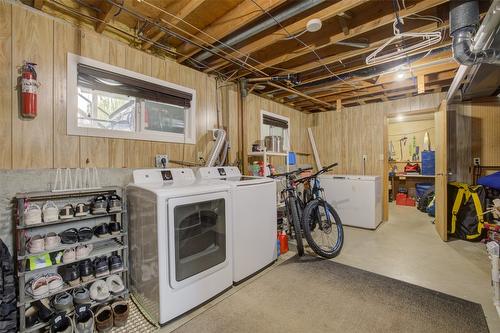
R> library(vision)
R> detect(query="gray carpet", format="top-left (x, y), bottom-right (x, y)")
top-left (173, 255), bottom-right (489, 333)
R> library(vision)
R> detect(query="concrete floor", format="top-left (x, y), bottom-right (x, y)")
top-left (160, 203), bottom-right (499, 332)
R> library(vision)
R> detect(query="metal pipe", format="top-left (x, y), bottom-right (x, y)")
top-left (447, 0), bottom-right (500, 101)
top-left (206, 129), bottom-right (228, 167)
top-left (194, 0), bottom-right (325, 62)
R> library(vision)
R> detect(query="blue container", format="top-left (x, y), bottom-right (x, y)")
top-left (421, 151), bottom-right (435, 175)
top-left (288, 152), bottom-right (296, 165)
top-left (415, 183), bottom-right (433, 198)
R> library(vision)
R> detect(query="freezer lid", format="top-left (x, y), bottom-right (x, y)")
top-left (319, 174), bottom-right (380, 181)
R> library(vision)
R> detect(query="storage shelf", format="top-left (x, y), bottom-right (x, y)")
top-left (15, 187), bottom-right (120, 201)
top-left (17, 211), bottom-right (125, 230)
top-left (18, 232), bottom-right (127, 260)
top-left (19, 267), bottom-right (128, 307)
top-left (21, 240), bottom-right (126, 277)
top-left (248, 151), bottom-right (288, 157)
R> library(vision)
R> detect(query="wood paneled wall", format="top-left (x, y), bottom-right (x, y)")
top-left (0, 2), bottom-right (224, 170)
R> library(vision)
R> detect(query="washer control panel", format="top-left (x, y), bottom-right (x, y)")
top-left (197, 166), bottom-right (242, 179)
top-left (133, 168), bottom-right (195, 184)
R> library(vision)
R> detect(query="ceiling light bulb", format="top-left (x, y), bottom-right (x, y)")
top-left (306, 18), bottom-right (322, 32)
top-left (396, 71), bottom-right (405, 80)
top-left (396, 115), bottom-right (405, 122)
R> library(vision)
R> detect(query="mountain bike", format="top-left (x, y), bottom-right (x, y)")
top-left (271, 163), bottom-right (343, 259)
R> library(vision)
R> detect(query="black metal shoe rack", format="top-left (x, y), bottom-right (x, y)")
top-left (14, 187), bottom-right (129, 332)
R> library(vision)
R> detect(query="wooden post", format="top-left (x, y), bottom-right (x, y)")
top-left (336, 99), bottom-right (342, 112)
top-left (417, 75), bottom-right (425, 94)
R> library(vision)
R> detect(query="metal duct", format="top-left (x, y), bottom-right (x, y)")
top-left (450, 0), bottom-right (500, 66)
top-left (206, 129), bottom-right (228, 167)
top-left (194, 0), bottom-right (325, 62)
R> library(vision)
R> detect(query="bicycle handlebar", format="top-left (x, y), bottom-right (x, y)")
top-left (293, 162), bottom-right (338, 183)
top-left (268, 167), bottom-right (313, 178)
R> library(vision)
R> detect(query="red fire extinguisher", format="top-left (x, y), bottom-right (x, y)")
top-left (21, 62), bottom-right (39, 118)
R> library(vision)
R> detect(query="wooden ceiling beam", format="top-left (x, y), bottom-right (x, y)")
top-left (95, 1), bottom-right (120, 33)
top-left (205, 0), bottom-right (369, 72)
top-left (34, 0), bottom-right (44, 10)
top-left (266, 82), bottom-right (334, 109)
top-left (233, 0), bottom-right (448, 75)
top-left (142, 0), bottom-right (207, 50)
top-left (176, 0), bottom-right (287, 63)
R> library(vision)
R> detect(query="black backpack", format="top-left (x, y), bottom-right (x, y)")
top-left (417, 186), bottom-right (435, 212)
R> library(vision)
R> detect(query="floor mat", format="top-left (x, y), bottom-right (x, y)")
top-left (173, 255), bottom-right (489, 333)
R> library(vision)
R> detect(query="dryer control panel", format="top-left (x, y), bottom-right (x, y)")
top-left (133, 168), bottom-right (195, 184)
top-left (197, 166), bottom-right (242, 179)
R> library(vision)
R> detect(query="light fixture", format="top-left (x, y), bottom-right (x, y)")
top-left (306, 18), bottom-right (322, 32)
top-left (396, 114), bottom-right (405, 122)
top-left (396, 70), bottom-right (405, 80)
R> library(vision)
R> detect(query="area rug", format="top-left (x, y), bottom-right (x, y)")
top-left (173, 255), bottom-right (489, 333)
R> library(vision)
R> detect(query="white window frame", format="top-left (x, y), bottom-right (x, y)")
top-left (260, 110), bottom-right (290, 151)
top-left (67, 53), bottom-right (197, 144)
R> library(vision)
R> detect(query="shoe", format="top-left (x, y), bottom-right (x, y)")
top-left (45, 232), bottom-right (61, 250)
top-left (33, 298), bottom-right (54, 323)
top-left (59, 204), bottom-right (75, 220)
top-left (25, 304), bottom-right (39, 328)
top-left (26, 276), bottom-right (49, 299)
top-left (93, 257), bottom-right (109, 278)
top-left (60, 228), bottom-right (78, 244)
top-left (77, 227), bottom-right (93, 242)
top-left (27, 234), bottom-right (45, 254)
top-left (45, 273), bottom-right (64, 292)
top-left (78, 259), bottom-right (93, 282)
top-left (76, 245), bottom-right (93, 260)
top-left (108, 222), bottom-right (121, 235)
top-left (111, 299), bottom-right (129, 327)
top-left (59, 264), bottom-right (80, 287)
top-left (43, 201), bottom-right (59, 222)
top-left (90, 280), bottom-right (110, 302)
top-left (107, 195), bottom-right (122, 213)
top-left (52, 292), bottom-right (74, 314)
top-left (74, 203), bottom-right (90, 217)
top-left (74, 304), bottom-right (94, 333)
top-left (106, 275), bottom-right (125, 295)
top-left (94, 305), bottom-right (113, 332)
top-left (25, 203), bottom-right (42, 225)
top-left (50, 313), bottom-right (74, 333)
top-left (93, 224), bottom-right (110, 238)
top-left (108, 254), bottom-right (123, 274)
top-left (72, 287), bottom-right (91, 305)
top-left (91, 196), bottom-right (108, 215)
top-left (62, 248), bottom-right (76, 263)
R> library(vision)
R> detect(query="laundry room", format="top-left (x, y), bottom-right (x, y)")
top-left (0, 0), bottom-right (499, 332)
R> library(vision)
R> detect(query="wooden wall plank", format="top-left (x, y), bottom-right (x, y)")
top-left (53, 21), bottom-right (80, 168)
top-left (12, 5), bottom-right (53, 169)
top-left (0, 1), bottom-right (12, 169)
top-left (80, 30), bottom-right (110, 168)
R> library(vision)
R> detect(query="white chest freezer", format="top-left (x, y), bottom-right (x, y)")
top-left (319, 174), bottom-right (382, 229)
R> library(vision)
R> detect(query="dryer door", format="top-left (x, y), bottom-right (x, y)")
top-left (167, 191), bottom-right (230, 289)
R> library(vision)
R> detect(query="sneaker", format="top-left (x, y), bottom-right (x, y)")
top-left (90, 280), bottom-right (110, 302)
top-left (59, 204), bottom-right (75, 220)
top-left (59, 264), bottom-right (80, 287)
top-left (108, 222), bottom-right (121, 235)
top-left (107, 195), bottom-right (122, 213)
top-left (45, 273), bottom-right (64, 292)
top-left (93, 223), bottom-right (110, 238)
top-left (62, 248), bottom-right (76, 263)
top-left (74, 304), bottom-right (94, 333)
top-left (52, 292), bottom-right (74, 314)
top-left (94, 305), bottom-right (113, 332)
top-left (74, 203), bottom-right (90, 217)
top-left (111, 299), bottom-right (129, 327)
top-left (78, 259), bottom-right (93, 282)
top-left (60, 228), bottom-right (78, 244)
top-left (50, 313), bottom-right (74, 333)
top-left (27, 234), bottom-right (45, 254)
top-left (91, 196), bottom-right (108, 215)
top-left (106, 275), bottom-right (125, 295)
top-left (42, 201), bottom-right (59, 222)
top-left (72, 287), bottom-right (91, 305)
top-left (25, 276), bottom-right (49, 299)
top-left (25, 305), bottom-right (39, 328)
top-left (45, 232), bottom-right (61, 250)
top-left (34, 298), bottom-right (54, 323)
top-left (25, 203), bottom-right (42, 225)
top-left (75, 245), bottom-right (93, 260)
top-left (77, 227), bottom-right (93, 242)
top-left (93, 257), bottom-right (109, 278)
top-left (108, 254), bottom-right (123, 274)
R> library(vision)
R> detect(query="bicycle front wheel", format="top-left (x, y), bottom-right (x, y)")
top-left (302, 199), bottom-right (343, 259)
top-left (288, 196), bottom-right (304, 256)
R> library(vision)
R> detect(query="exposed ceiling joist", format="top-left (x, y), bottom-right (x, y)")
top-left (266, 82), bottom-right (334, 109)
top-left (205, 0), bottom-right (369, 72)
top-left (176, 0), bottom-right (287, 63)
top-left (95, 1), bottom-right (120, 33)
top-left (34, 0), bottom-right (44, 10)
top-left (142, 0), bottom-right (207, 50)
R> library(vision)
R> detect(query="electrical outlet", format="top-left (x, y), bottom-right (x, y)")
top-left (362, 154), bottom-right (368, 161)
top-left (197, 151), bottom-right (204, 162)
top-left (155, 155), bottom-right (168, 168)
top-left (473, 157), bottom-right (480, 166)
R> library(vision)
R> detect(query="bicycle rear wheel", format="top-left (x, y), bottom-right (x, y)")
top-left (288, 196), bottom-right (304, 256)
top-left (302, 199), bottom-right (343, 259)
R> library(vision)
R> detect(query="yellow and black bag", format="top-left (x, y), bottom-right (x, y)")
top-left (448, 182), bottom-right (486, 241)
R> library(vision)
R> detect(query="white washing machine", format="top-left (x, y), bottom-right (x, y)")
top-left (127, 168), bottom-right (232, 324)
top-left (197, 166), bottom-right (277, 284)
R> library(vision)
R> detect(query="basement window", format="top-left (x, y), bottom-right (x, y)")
top-left (67, 53), bottom-right (196, 144)
top-left (260, 111), bottom-right (290, 151)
